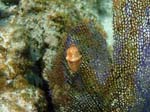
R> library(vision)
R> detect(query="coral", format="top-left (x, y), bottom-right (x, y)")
top-left (46, 21), bottom-right (112, 111)
top-left (1, 0), bottom-right (20, 6)
top-left (1, 0), bottom-right (149, 111)
top-left (111, 0), bottom-right (150, 111)
top-left (0, 25), bottom-right (29, 79)
top-left (0, 0), bottom-right (104, 111)
top-left (0, 23), bottom-right (47, 111)
top-left (46, 0), bottom-right (150, 112)
top-left (0, 87), bottom-right (47, 112)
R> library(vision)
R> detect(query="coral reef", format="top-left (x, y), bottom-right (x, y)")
top-left (1, 0), bottom-right (149, 112)
top-left (46, 21), bottom-right (112, 111)
top-left (0, 0), bottom-right (105, 111)
top-left (0, 23), bottom-right (47, 111)
top-left (112, 0), bottom-right (150, 111)
top-left (0, 87), bottom-right (46, 112)
top-left (46, 0), bottom-right (150, 112)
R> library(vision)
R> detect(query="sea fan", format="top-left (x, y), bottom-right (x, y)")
top-left (49, 1), bottom-right (150, 112)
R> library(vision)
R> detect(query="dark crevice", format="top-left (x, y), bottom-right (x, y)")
top-left (31, 58), bottom-right (55, 112)
top-left (0, 10), bottom-right (12, 19)
top-left (1, 0), bottom-right (20, 6)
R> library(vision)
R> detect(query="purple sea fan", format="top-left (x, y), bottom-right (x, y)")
top-left (48, 1), bottom-right (150, 112)
top-left (64, 21), bottom-right (112, 86)
top-left (61, 21), bottom-right (112, 111)
top-left (48, 20), bottom-right (112, 112)
top-left (112, 1), bottom-right (150, 112)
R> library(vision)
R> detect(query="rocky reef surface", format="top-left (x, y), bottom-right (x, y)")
top-left (0, 0), bottom-right (112, 111)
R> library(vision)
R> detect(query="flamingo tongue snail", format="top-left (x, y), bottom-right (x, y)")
top-left (65, 44), bottom-right (82, 72)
